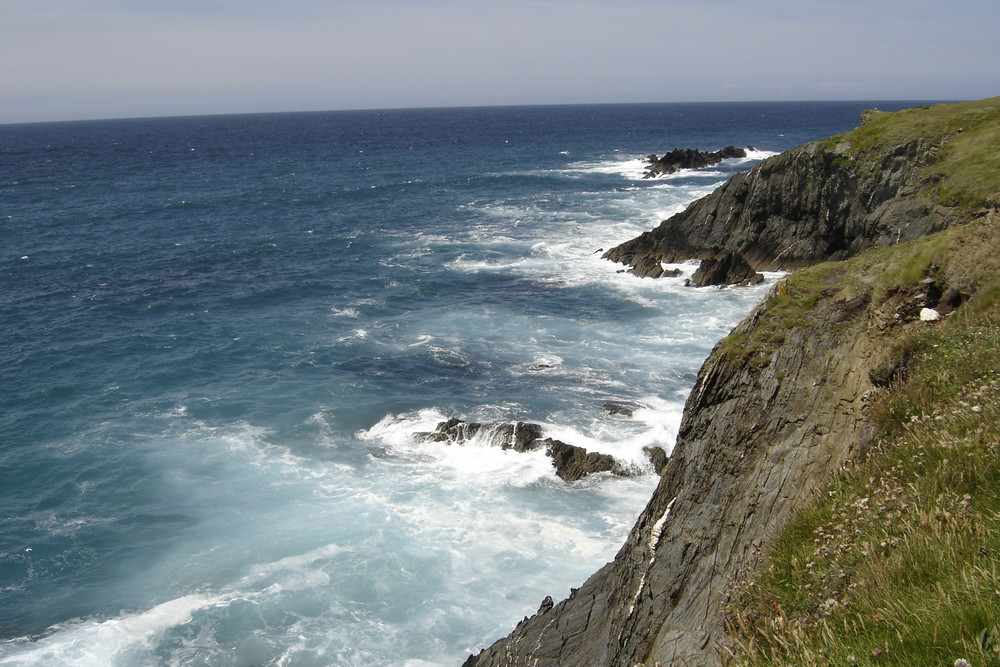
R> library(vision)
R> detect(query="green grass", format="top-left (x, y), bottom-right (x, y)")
top-left (815, 98), bottom-right (1000, 210)
top-left (723, 215), bottom-right (1000, 667)
top-left (719, 262), bottom-right (848, 366)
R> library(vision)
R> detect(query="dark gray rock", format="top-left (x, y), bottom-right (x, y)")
top-left (686, 251), bottom-right (764, 287)
top-left (643, 146), bottom-right (748, 178)
top-left (417, 420), bottom-right (634, 481)
top-left (642, 446), bottom-right (668, 475)
top-left (602, 401), bottom-right (636, 417)
top-left (605, 139), bottom-right (961, 276)
top-left (417, 419), bottom-right (543, 452)
top-left (544, 438), bottom-right (624, 482)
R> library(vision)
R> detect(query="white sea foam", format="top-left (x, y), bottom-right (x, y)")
top-left (559, 158), bottom-right (650, 180)
top-left (359, 409), bottom-right (557, 488)
top-left (244, 542), bottom-right (348, 581)
top-left (542, 394), bottom-right (685, 466)
top-left (0, 594), bottom-right (234, 666)
top-left (336, 328), bottom-right (369, 343)
top-left (408, 334), bottom-right (434, 347)
top-left (358, 388), bottom-right (685, 487)
top-left (743, 148), bottom-right (780, 161)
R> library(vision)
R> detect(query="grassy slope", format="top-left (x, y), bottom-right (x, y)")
top-left (819, 97), bottom-right (1000, 209)
top-left (723, 100), bottom-right (1000, 666)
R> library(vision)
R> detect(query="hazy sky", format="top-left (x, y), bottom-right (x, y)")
top-left (2, 0), bottom-right (998, 123)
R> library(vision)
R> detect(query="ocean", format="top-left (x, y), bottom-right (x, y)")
top-left (0, 101), bottom-right (933, 666)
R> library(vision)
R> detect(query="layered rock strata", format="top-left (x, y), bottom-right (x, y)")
top-left (606, 138), bottom-right (957, 276)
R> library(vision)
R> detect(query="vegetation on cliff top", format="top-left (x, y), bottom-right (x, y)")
top-left (817, 97), bottom-right (1000, 210)
top-left (724, 213), bottom-right (1000, 665)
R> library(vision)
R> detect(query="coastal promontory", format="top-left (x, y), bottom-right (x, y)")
top-left (465, 98), bottom-right (1000, 666)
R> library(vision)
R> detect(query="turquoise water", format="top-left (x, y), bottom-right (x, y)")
top-left (0, 102), bottom-right (932, 665)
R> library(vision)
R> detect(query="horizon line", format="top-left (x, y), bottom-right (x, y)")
top-left (0, 98), bottom-right (970, 128)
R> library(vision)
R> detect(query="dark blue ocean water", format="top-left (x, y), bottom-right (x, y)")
top-left (0, 102), bottom-right (934, 665)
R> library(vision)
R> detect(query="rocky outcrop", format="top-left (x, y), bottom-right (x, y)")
top-left (606, 138), bottom-right (959, 276)
top-left (417, 418), bottom-right (644, 481)
top-left (642, 146), bottom-right (748, 178)
top-left (543, 438), bottom-right (624, 482)
top-left (419, 418), bottom-right (543, 452)
top-left (686, 250), bottom-right (763, 287)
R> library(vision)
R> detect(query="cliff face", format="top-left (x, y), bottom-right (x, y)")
top-left (604, 136), bottom-right (957, 275)
top-left (465, 100), bottom-right (998, 667)
top-left (467, 271), bottom-right (893, 666)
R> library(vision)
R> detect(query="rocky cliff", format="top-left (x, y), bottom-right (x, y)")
top-left (465, 265), bottom-right (899, 666)
top-left (604, 123), bottom-right (959, 277)
top-left (464, 99), bottom-right (1000, 666)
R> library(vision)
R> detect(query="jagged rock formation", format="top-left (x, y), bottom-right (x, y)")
top-left (417, 418), bottom-right (643, 481)
top-left (642, 146), bottom-right (748, 178)
top-left (419, 418), bottom-right (543, 452)
top-left (464, 100), bottom-right (998, 666)
top-left (606, 136), bottom-right (960, 276)
top-left (543, 438), bottom-right (623, 482)
top-left (686, 250), bottom-right (764, 287)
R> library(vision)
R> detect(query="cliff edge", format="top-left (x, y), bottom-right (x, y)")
top-left (603, 99), bottom-right (999, 276)
top-left (465, 98), bottom-right (1000, 666)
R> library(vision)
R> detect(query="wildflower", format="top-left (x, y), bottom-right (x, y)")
top-left (819, 598), bottom-right (840, 616)
top-left (873, 647), bottom-right (884, 656)
top-left (954, 659), bottom-right (970, 667)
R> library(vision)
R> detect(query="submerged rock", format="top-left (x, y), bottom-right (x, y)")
top-left (602, 401), bottom-right (637, 417)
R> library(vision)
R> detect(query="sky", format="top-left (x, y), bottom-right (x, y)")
top-left (2, 0), bottom-right (998, 124)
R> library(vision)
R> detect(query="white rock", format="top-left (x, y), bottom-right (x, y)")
top-left (920, 307), bottom-right (942, 321)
